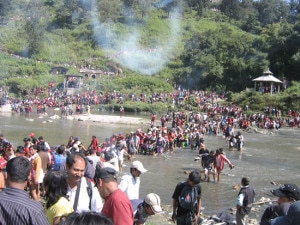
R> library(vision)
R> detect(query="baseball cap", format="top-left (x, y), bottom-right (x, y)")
top-left (29, 132), bottom-right (35, 137)
top-left (145, 193), bottom-right (162, 213)
top-left (271, 184), bottom-right (300, 200)
top-left (94, 167), bottom-right (118, 180)
top-left (130, 161), bottom-right (147, 173)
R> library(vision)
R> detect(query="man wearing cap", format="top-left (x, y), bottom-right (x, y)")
top-left (94, 166), bottom-right (133, 225)
top-left (119, 160), bottom-right (147, 200)
top-left (131, 193), bottom-right (163, 225)
top-left (236, 177), bottom-right (255, 225)
top-left (260, 184), bottom-right (300, 225)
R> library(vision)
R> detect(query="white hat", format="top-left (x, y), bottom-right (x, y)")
top-left (130, 160), bottom-right (147, 173)
top-left (145, 193), bottom-right (162, 213)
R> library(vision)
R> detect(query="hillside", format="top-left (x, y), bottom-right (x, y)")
top-left (0, 0), bottom-right (299, 95)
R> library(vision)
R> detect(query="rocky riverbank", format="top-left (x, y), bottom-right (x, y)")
top-left (147, 197), bottom-right (275, 225)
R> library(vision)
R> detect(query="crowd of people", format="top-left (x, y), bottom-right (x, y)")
top-left (1, 86), bottom-right (300, 130)
top-left (0, 119), bottom-right (299, 225)
top-left (0, 131), bottom-right (163, 225)
top-left (1, 87), bottom-right (300, 224)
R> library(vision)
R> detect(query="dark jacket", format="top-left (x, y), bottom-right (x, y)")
top-left (238, 186), bottom-right (255, 215)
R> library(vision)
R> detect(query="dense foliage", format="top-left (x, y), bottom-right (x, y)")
top-left (0, 0), bottom-right (299, 100)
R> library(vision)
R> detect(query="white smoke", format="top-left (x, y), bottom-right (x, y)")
top-left (91, 0), bottom-right (182, 75)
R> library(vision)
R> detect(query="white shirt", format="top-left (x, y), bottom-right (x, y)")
top-left (119, 173), bottom-right (140, 200)
top-left (67, 177), bottom-right (103, 213)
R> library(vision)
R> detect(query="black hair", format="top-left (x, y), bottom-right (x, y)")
top-left (89, 149), bottom-right (95, 155)
top-left (188, 169), bottom-right (201, 185)
top-left (23, 138), bottom-right (30, 142)
top-left (59, 211), bottom-right (113, 225)
top-left (57, 145), bottom-right (65, 155)
top-left (241, 177), bottom-right (250, 186)
top-left (6, 157), bottom-right (31, 183)
top-left (37, 143), bottom-right (45, 152)
top-left (66, 152), bottom-right (86, 169)
top-left (44, 171), bottom-right (68, 209)
top-left (16, 146), bottom-right (25, 153)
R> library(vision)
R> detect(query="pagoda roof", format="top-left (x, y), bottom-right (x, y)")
top-left (252, 70), bottom-right (283, 83)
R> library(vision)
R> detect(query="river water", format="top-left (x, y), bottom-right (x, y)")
top-left (1, 111), bottom-right (300, 219)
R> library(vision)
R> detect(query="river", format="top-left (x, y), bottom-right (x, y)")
top-left (1, 111), bottom-right (300, 220)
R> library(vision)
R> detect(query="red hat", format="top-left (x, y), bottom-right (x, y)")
top-left (29, 132), bottom-right (35, 137)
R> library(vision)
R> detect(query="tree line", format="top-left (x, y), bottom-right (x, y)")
top-left (0, 0), bottom-right (299, 93)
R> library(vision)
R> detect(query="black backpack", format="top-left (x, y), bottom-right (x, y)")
top-left (179, 182), bottom-right (198, 211)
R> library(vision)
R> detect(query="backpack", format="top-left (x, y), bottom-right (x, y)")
top-left (179, 182), bottom-right (198, 211)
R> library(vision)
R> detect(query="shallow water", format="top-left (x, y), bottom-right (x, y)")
top-left (1, 111), bottom-right (300, 218)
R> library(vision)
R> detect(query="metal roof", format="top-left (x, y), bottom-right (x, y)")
top-left (252, 70), bottom-right (283, 83)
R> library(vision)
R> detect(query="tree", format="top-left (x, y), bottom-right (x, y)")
top-left (98, 0), bottom-right (122, 22)
top-left (175, 26), bottom-right (268, 91)
top-left (255, 0), bottom-right (290, 26)
top-left (24, 0), bottom-right (48, 57)
top-left (0, 0), bottom-right (12, 19)
top-left (187, 0), bottom-right (210, 16)
top-left (219, 0), bottom-right (241, 21)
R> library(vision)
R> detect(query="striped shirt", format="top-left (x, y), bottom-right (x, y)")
top-left (0, 187), bottom-right (50, 225)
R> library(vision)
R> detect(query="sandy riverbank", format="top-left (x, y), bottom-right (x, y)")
top-left (71, 114), bottom-right (150, 125)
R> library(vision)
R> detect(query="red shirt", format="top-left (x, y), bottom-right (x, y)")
top-left (102, 189), bottom-right (133, 225)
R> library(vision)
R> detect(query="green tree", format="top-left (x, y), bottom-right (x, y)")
top-left (255, 0), bottom-right (290, 26)
top-left (24, 0), bottom-right (48, 57)
top-left (98, 0), bottom-right (122, 22)
top-left (219, 0), bottom-right (241, 20)
top-left (175, 26), bottom-right (268, 91)
top-left (187, 0), bottom-right (210, 16)
top-left (0, 0), bottom-right (12, 19)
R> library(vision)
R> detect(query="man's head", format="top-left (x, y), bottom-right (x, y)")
top-left (38, 136), bottom-right (44, 142)
top-left (66, 153), bottom-right (86, 184)
top-left (15, 146), bottom-right (25, 157)
top-left (6, 156), bottom-right (31, 185)
top-left (271, 184), bottom-right (300, 203)
top-left (130, 161), bottom-right (147, 177)
top-left (94, 166), bottom-right (118, 198)
top-left (144, 193), bottom-right (163, 215)
top-left (30, 145), bottom-right (38, 155)
top-left (57, 145), bottom-right (65, 155)
top-left (188, 169), bottom-right (201, 186)
top-left (241, 177), bottom-right (250, 186)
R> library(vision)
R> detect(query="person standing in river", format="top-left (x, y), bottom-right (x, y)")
top-left (171, 169), bottom-right (202, 225)
top-left (213, 148), bottom-right (234, 183)
top-left (236, 177), bottom-right (255, 225)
